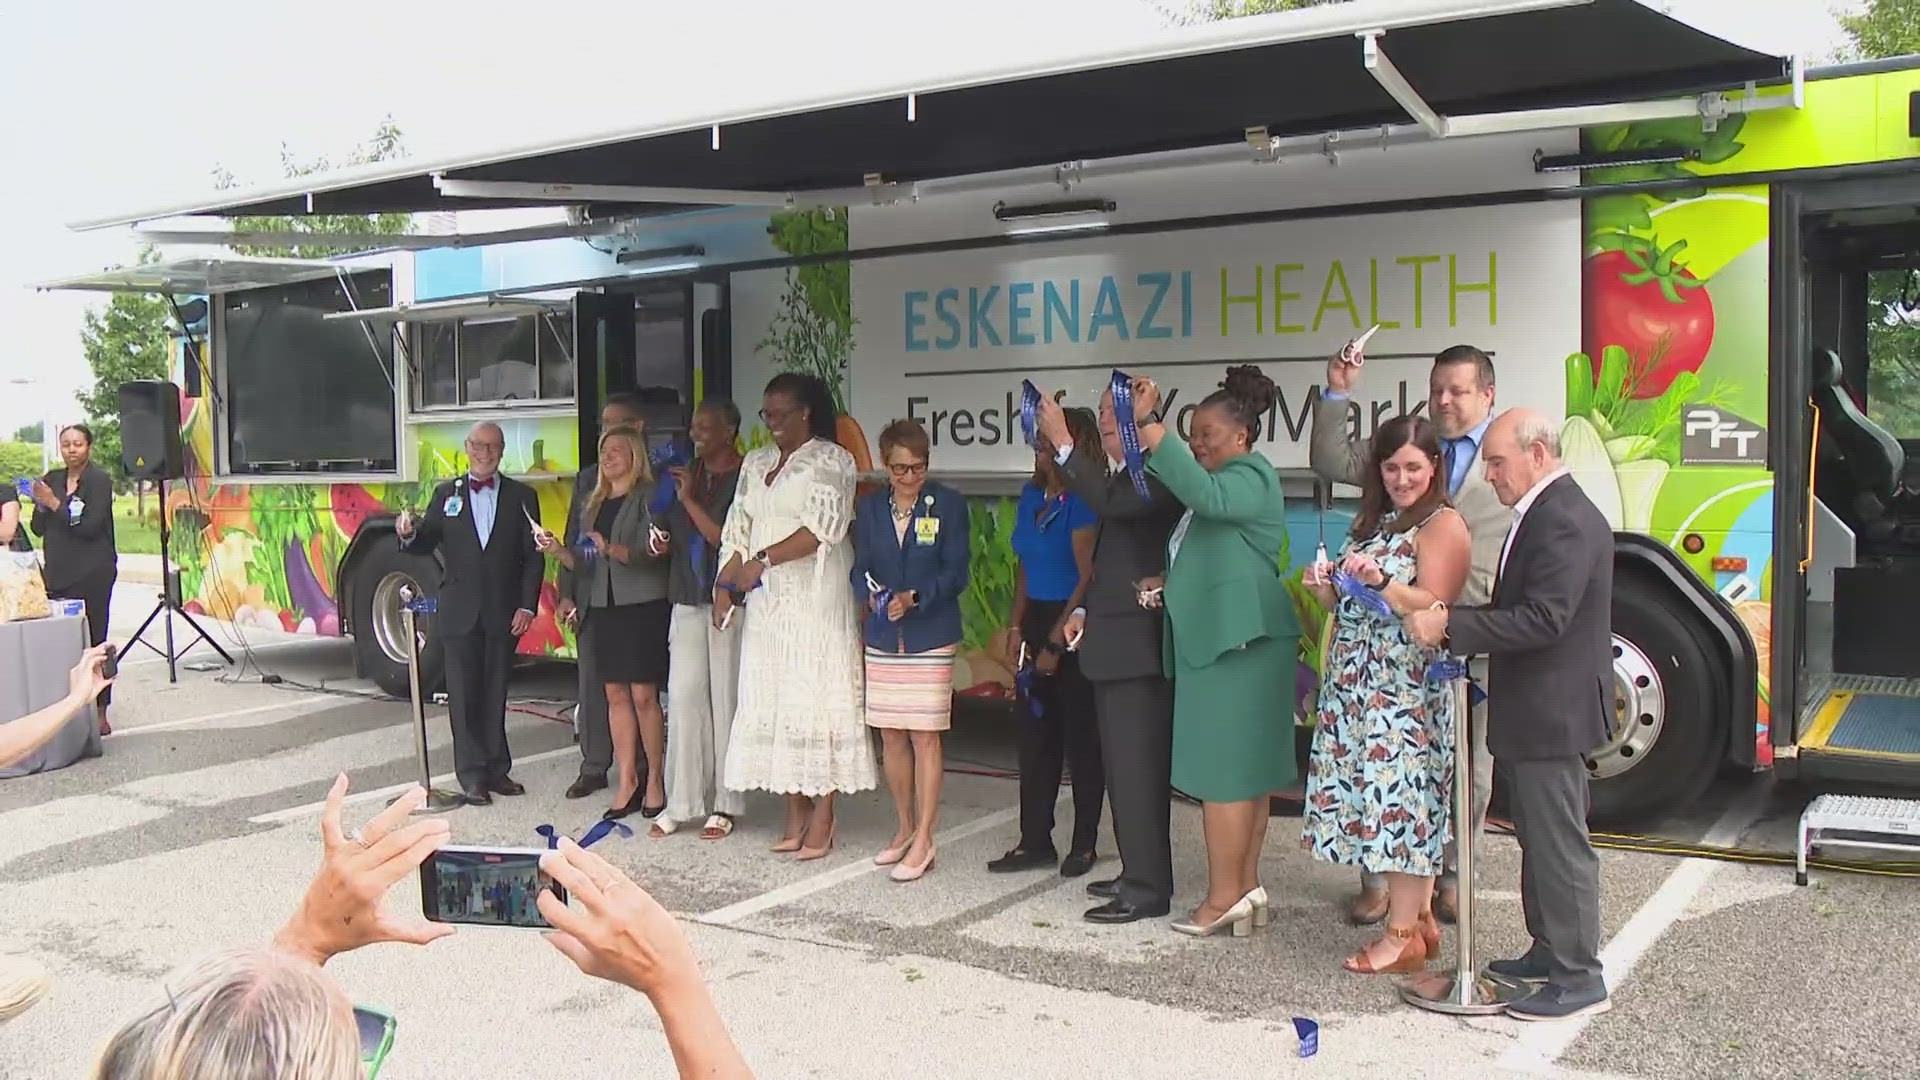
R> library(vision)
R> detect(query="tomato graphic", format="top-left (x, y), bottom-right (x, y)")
top-left (1582, 237), bottom-right (1714, 399)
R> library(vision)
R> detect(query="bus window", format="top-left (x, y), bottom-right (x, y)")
top-left (409, 311), bottom-right (575, 408)
top-left (1866, 268), bottom-right (1920, 441)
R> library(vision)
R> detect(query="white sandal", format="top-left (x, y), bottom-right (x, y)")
top-left (700, 814), bottom-right (735, 840)
top-left (648, 816), bottom-right (680, 838)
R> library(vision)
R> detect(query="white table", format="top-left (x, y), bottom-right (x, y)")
top-left (0, 613), bottom-right (96, 777)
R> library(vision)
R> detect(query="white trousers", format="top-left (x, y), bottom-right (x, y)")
top-left (664, 603), bottom-right (746, 822)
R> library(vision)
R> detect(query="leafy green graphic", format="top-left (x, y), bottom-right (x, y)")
top-left (1580, 113), bottom-right (1748, 233)
top-left (959, 498), bottom-right (1018, 654)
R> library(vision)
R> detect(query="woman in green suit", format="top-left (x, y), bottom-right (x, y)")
top-left (1131, 366), bottom-right (1299, 938)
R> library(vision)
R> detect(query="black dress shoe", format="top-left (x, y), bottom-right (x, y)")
top-left (1486, 953), bottom-right (1553, 984)
top-left (461, 786), bottom-right (493, 806)
top-left (488, 777), bottom-right (526, 797)
top-left (565, 776), bottom-right (608, 800)
top-left (1084, 899), bottom-right (1169, 924)
top-left (1059, 851), bottom-right (1098, 878)
top-left (1086, 877), bottom-right (1121, 899)
top-left (986, 847), bottom-right (1057, 873)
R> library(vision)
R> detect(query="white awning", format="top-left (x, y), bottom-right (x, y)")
top-left (31, 256), bottom-right (354, 296)
top-left (321, 295), bottom-right (569, 324)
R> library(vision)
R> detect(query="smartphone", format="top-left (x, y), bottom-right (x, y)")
top-left (419, 846), bottom-right (566, 929)
top-left (353, 1005), bottom-right (396, 1078)
top-left (99, 643), bottom-right (118, 681)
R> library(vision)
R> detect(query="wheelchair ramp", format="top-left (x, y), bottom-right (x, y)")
top-left (1801, 678), bottom-right (1920, 759)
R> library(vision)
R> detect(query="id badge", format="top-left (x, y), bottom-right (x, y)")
top-left (67, 497), bottom-right (84, 521)
top-left (914, 516), bottom-right (939, 546)
top-left (443, 494), bottom-right (464, 517)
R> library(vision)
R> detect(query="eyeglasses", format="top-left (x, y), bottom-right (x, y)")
top-left (887, 462), bottom-right (928, 477)
top-left (465, 441), bottom-right (505, 454)
top-left (758, 406), bottom-right (797, 423)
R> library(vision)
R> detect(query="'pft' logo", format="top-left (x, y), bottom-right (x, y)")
top-left (1681, 407), bottom-right (1766, 464)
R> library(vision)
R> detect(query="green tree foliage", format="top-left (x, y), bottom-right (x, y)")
top-left (76, 257), bottom-right (171, 490)
top-left (212, 117), bottom-right (413, 257)
top-left (1839, 0), bottom-right (1920, 60)
top-left (1866, 271), bottom-right (1920, 437)
top-left (0, 441), bottom-right (43, 481)
top-left (1157, 0), bottom-right (1347, 25)
top-left (11, 422), bottom-right (42, 445)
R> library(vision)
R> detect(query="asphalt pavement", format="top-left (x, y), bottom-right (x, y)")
top-left (1, 581), bottom-right (1915, 1079)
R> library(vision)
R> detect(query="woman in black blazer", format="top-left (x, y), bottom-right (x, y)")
top-left (29, 424), bottom-right (118, 734)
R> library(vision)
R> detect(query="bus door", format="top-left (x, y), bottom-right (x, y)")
top-left (575, 282), bottom-right (726, 456)
top-left (1778, 175), bottom-right (1920, 786)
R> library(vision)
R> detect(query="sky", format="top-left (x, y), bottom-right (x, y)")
top-left (0, 0), bottom-right (1862, 440)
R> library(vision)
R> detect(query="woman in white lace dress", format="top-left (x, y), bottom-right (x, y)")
top-left (716, 373), bottom-right (877, 858)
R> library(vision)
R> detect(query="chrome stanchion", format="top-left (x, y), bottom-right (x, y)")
top-left (393, 584), bottom-right (465, 814)
top-left (1400, 663), bottom-right (1524, 1015)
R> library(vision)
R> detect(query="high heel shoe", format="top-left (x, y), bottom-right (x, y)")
top-left (1246, 886), bottom-right (1270, 929)
top-left (1172, 896), bottom-right (1256, 938)
top-left (1342, 923), bottom-right (1429, 974)
top-left (874, 837), bottom-right (913, 866)
top-left (1418, 908), bottom-right (1442, 953)
top-left (794, 822), bottom-right (836, 861)
top-left (603, 788), bottom-right (646, 821)
top-left (890, 847), bottom-right (936, 882)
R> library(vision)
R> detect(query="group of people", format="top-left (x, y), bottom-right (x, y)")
top-left (6, 423), bottom-right (120, 735)
top-left (405, 341), bottom-right (1613, 1023)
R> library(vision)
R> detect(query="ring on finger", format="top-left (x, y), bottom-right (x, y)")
top-left (347, 829), bottom-right (373, 849)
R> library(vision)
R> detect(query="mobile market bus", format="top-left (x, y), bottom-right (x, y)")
top-left (43, 0), bottom-right (1920, 825)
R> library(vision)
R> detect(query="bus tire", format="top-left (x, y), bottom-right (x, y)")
top-left (348, 537), bottom-right (444, 700)
top-left (1587, 572), bottom-right (1722, 827)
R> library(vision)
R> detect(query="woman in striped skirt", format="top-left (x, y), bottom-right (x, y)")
top-left (848, 419), bottom-right (971, 883)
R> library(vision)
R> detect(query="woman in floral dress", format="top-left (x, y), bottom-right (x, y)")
top-left (1301, 414), bottom-right (1472, 975)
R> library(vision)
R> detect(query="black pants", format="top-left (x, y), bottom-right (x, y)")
top-left (573, 614), bottom-right (612, 781)
top-left (50, 573), bottom-right (114, 709)
top-left (1093, 675), bottom-right (1175, 907)
top-left (441, 619), bottom-right (516, 790)
top-left (1499, 756), bottom-right (1606, 994)
top-left (1016, 600), bottom-right (1104, 855)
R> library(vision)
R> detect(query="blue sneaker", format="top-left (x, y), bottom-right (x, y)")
top-left (1506, 983), bottom-right (1611, 1021)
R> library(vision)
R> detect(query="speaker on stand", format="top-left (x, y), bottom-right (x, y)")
top-left (118, 380), bottom-right (233, 683)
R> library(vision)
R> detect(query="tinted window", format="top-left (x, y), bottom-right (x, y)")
top-left (222, 272), bottom-right (397, 474)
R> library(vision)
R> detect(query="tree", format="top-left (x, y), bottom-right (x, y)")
top-left (76, 252), bottom-right (171, 496)
top-left (1155, 0), bottom-right (1347, 25)
top-left (211, 117), bottom-right (413, 258)
top-left (1839, 0), bottom-right (1920, 60)
top-left (11, 422), bottom-right (41, 445)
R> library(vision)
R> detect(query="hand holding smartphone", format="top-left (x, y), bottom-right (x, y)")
top-left (420, 846), bottom-right (568, 929)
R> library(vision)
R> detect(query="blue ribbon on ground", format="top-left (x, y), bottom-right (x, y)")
top-left (535, 820), bottom-right (633, 851)
top-left (1019, 380), bottom-right (1041, 449)
top-left (1329, 568), bottom-right (1395, 620)
top-left (1292, 1017), bottom-right (1319, 1059)
top-left (1109, 370), bottom-right (1152, 500)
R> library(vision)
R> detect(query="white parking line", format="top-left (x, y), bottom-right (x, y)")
top-left (247, 746), bottom-right (582, 824)
top-left (104, 695), bottom-right (336, 738)
top-left (697, 796), bottom-right (1055, 927)
top-left (1498, 785), bottom-right (1772, 1072)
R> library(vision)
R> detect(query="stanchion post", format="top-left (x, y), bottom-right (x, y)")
top-left (1399, 667), bottom-right (1525, 1015)
top-left (394, 584), bottom-right (465, 814)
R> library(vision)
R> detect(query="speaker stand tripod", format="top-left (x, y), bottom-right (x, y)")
top-left (126, 478), bottom-right (234, 684)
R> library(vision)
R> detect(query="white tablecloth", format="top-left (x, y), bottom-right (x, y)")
top-left (0, 613), bottom-right (96, 777)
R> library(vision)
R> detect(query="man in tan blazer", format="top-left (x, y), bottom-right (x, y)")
top-left (1309, 344), bottom-right (1507, 926)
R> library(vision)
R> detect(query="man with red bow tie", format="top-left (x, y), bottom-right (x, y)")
top-left (397, 421), bottom-right (543, 805)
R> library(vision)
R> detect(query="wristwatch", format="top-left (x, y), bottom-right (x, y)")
top-left (1366, 570), bottom-right (1393, 591)
top-left (751, 549), bottom-right (771, 568)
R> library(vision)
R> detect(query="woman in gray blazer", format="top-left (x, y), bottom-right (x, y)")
top-left (540, 425), bottom-right (672, 820)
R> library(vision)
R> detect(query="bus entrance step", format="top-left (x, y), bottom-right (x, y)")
top-left (1797, 794), bottom-right (1920, 886)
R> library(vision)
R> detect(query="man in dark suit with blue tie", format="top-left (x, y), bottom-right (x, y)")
top-left (397, 421), bottom-right (544, 806)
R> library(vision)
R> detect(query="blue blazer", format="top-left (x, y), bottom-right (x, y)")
top-left (849, 482), bottom-right (970, 654)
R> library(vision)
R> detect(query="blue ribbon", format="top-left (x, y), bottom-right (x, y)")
top-left (402, 596), bottom-right (438, 615)
top-left (1329, 568), bottom-right (1395, 620)
top-left (1019, 380), bottom-right (1041, 449)
top-left (647, 437), bottom-right (692, 515)
top-left (535, 820), bottom-right (633, 850)
top-left (1292, 1017), bottom-right (1319, 1059)
top-left (1109, 370), bottom-right (1151, 500)
top-left (1424, 654), bottom-right (1488, 707)
top-left (864, 572), bottom-right (895, 635)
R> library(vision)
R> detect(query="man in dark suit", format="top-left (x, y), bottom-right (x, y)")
top-left (398, 421), bottom-right (543, 806)
top-left (1036, 389), bottom-right (1185, 924)
top-left (556, 393), bottom-right (647, 800)
top-left (1406, 407), bottom-right (1612, 1022)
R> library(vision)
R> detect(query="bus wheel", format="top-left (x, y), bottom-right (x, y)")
top-left (349, 537), bottom-right (444, 699)
top-left (1587, 573), bottom-right (1721, 827)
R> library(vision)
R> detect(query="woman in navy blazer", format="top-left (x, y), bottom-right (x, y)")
top-left (849, 419), bottom-right (971, 882)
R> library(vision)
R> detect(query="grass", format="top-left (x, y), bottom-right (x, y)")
top-left (114, 497), bottom-right (162, 556)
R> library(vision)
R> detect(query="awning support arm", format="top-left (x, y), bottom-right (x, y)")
top-left (432, 176), bottom-right (802, 209)
top-left (1360, 31), bottom-right (1448, 138)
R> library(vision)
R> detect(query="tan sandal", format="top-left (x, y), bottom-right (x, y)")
top-left (700, 814), bottom-right (735, 840)
top-left (1342, 923), bottom-right (1429, 975)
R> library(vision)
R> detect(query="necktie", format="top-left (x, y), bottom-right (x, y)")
top-left (1441, 440), bottom-right (1460, 496)
top-left (469, 476), bottom-right (495, 490)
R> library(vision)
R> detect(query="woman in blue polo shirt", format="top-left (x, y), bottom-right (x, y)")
top-left (988, 405), bottom-right (1105, 879)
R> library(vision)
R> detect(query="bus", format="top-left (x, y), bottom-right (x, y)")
top-left (43, 0), bottom-right (1920, 824)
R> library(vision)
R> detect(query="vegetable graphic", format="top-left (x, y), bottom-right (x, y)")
top-left (1583, 236), bottom-right (1715, 399)
top-left (284, 538), bottom-right (338, 631)
top-left (330, 483), bottom-right (384, 542)
top-left (1560, 415), bottom-right (1624, 529)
